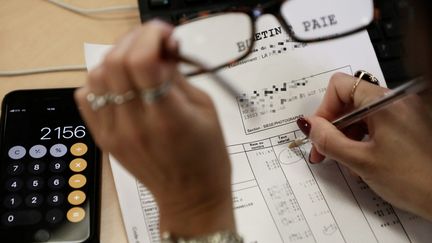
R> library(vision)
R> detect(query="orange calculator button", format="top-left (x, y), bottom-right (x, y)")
top-left (67, 207), bottom-right (85, 223)
top-left (68, 190), bottom-right (86, 205)
top-left (70, 143), bottom-right (88, 156)
top-left (70, 158), bottom-right (87, 172)
top-left (69, 174), bottom-right (87, 189)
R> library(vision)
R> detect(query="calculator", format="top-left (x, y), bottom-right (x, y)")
top-left (0, 88), bottom-right (100, 243)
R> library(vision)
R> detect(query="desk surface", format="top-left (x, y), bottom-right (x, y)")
top-left (0, 1), bottom-right (142, 242)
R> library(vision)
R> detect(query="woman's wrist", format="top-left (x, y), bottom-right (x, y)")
top-left (157, 188), bottom-right (236, 238)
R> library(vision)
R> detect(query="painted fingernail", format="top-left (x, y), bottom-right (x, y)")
top-left (166, 37), bottom-right (179, 55)
top-left (296, 117), bottom-right (311, 137)
top-left (308, 153), bottom-right (314, 164)
top-left (308, 152), bottom-right (319, 164)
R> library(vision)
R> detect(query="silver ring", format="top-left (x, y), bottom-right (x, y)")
top-left (108, 90), bottom-right (136, 105)
top-left (141, 80), bottom-right (172, 104)
top-left (86, 92), bottom-right (109, 111)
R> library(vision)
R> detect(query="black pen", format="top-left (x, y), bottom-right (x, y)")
top-left (288, 76), bottom-right (429, 148)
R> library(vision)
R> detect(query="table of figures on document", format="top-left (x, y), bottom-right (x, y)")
top-left (135, 130), bottom-right (432, 243)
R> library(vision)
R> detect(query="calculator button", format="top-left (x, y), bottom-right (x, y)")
top-left (70, 143), bottom-right (88, 156)
top-left (5, 178), bottom-right (23, 191)
top-left (70, 158), bottom-right (87, 172)
top-left (27, 177), bottom-right (44, 190)
top-left (8, 146), bottom-right (26, 160)
top-left (66, 207), bottom-right (85, 223)
top-left (46, 209), bottom-right (63, 224)
top-left (47, 192), bottom-right (65, 206)
top-left (49, 144), bottom-right (67, 157)
top-left (25, 193), bottom-right (43, 207)
top-left (67, 190), bottom-right (86, 205)
top-left (29, 145), bottom-right (47, 159)
top-left (69, 174), bottom-right (86, 189)
top-left (3, 194), bottom-right (22, 209)
top-left (28, 161), bottom-right (46, 175)
top-left (49, 160), bottom-right (66, 173)
top-left (48, 176), bottom-right (66, 189)
top-left (7, 162), bottom-right (24, 175)
top-left (1, 210), bottom-right (42, 226)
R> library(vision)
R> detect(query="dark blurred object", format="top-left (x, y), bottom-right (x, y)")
top-left (368, 0), bottom-right (418, 88)
top-left (138, 0), bottom-right (266, 23)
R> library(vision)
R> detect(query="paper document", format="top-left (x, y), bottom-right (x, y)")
top-left (85, 15), bottom-right (432, 243)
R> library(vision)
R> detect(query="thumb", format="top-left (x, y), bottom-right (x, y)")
top-left (301, 116), bottom-right (370, 169)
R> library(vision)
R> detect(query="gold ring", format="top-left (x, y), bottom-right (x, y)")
top-left (350, 70), bottom-right (380, 100)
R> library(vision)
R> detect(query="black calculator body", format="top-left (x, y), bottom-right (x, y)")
top-left (0, 88), bottom-right (100, 242)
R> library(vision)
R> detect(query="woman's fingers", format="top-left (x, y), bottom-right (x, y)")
top-left (102, 27), bottom-right (147, 138)
top-left (305, 72), bottom-right (387, 166)
top-left (121, 20), bottom-right (192, 119)
top-left (315, 72), bottom-right (387, 120)
top-left (307, 116), bottom-right (371, 170)
top-left (74, 67), bottom-right (113, 147)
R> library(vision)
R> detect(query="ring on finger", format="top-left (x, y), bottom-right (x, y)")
top-left (141, 80), bottom-right (172, 104)
top-left (350, 70), bottom-right (380, 100)
top-left (109, 90), bottom-right (136, 105)
top-left (86, 92), bottom-right (109, 111)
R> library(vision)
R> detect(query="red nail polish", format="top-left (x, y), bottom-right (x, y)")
top-left (308, 153), bottom-right (314, 164)
top-left (297, 117), bottom-right (311, 136)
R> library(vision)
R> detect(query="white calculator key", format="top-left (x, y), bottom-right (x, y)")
top-left (29, 145), bottom-right (47, 159)
top-left (8, 146), bottom-right (26, 160)
top-left (49, 144), bottom-right (67, 158)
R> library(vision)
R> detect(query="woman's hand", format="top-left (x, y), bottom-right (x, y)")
top-left (300, 72), bottom-right (432, 220)
top-left (75, 20), bottom-right (235, 237)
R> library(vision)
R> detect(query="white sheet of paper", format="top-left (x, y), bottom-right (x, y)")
top-left (85, 15), bottom-right (432, 243)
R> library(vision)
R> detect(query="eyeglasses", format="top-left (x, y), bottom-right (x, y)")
top-left (172, 0), bottom-right (375, 77)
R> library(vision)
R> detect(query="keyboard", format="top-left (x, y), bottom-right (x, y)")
top-left (368, 0), bottom-right (416, 88)
top-left (138, 0), bottom-right (415, 88)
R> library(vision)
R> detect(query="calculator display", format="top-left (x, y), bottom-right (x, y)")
top-left (0, 88), bottom-right (100, 243)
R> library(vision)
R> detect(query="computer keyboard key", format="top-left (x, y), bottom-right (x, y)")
top-left (376, 1), bottom-right (396, 18)
top-left (395, 0), bottom-right (411, 17)
top-left (381, 19), bottom-right (401, 38)
top-left (374, 41), bottom-right (403, 59)
top-left (185, 0), bottom-right (206, 4)
top-left (149, 0), bottom-right (170, 9)
top-left (380, 59), bottom-right (411, 86)
top-left (367, 23), bottom-right (383, 41)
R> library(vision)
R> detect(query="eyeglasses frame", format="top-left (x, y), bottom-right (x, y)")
top-left (172, 0), bottom-right (375, 77)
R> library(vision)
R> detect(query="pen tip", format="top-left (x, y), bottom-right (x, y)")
top-left (288, 138), bottom-right (309, 148)
top-left (288, 140), bottom-right (299, 149)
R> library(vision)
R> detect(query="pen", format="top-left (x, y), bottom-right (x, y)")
top-left (288, 76), bottom-right (430, 148)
